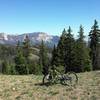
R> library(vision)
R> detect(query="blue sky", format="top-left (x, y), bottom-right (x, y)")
top-left (0, 0), bottom-right (100, 36)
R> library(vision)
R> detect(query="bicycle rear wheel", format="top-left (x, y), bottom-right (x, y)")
top-left (63, 72), bottom-right (78, 86)
top-left (42, 74), bottom-right (52, 84)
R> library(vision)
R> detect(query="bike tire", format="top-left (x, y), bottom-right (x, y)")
top-left (42, 74), bottom-right (52, 84)
top-left (63, 72), bottom-right (78, 86)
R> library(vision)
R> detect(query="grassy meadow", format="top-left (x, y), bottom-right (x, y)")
top-left (0, 71), bottom-right (100, 100)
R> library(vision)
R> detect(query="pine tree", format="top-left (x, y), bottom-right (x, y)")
top-left (89, 20), bottom-right (100, 70)
top-left (77, 25), bottom-right (85, 42)
top-left (14, 41), bottom-right (28, 74)
top-left (22, 35), bottom-right (31, 73)
top-left (23, 35), bottom-right (31, 58)
top-left (64, 26), bottom-right (76, 72)
top-left (39, 40), bottom-right (49, 75)
top-left (56, 28), bottom-right (67, 66)
top-left (2, 60), bottom-right (8, 74)
top-left (51, 45), bottom-right (58, 66)
top-left (75, 25), bottom-right (92, 72)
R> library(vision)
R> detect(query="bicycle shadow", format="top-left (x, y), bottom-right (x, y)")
top-left (34, 82), bottom-right (72, 87)
top-left (34, 82), bottom-right (54, 87)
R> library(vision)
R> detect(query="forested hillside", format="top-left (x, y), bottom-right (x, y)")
top-left (0, 20), bottom-right (100, 75)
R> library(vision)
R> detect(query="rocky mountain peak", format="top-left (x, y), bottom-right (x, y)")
top-left (0, 32), bottom-right (59, 47)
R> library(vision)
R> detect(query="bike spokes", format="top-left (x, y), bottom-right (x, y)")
top-left (64, 72), bottom-right (78, 86)
top-left (42, 71), bottom-right (78, 86)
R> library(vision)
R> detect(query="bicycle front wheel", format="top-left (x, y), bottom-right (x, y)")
top-left (64, 72), bottom-right (78, 86)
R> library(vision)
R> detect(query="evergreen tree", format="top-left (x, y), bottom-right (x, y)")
top-left (2, 60), bottom-right (8, 74)
top-left (28, 60), bottom-right (41, 74)
top-left (39, 40), bottom-right (49, 75)
top-left (14, 41), bottom-right (28, 74)
top-left (75, 25), bottom-right (92, 72)
top-left (56, 28), bottom-right (67, 66)
top-left (64, 26), bottom-right (76, 72)
top-left (96, 44), bottom-right (100, 69)
top-left (89, 20), bottom-right (100, 70)
top-left (77, 25), bottom-right (85, 42)
top-left (23, 35), bottom-right (31, 58)
top-left (9, 64), bottom-right (16, 75)
top-left (22, 35), bottom-right (31, 74)
top-left (51, 44), bottom-right (58, 66)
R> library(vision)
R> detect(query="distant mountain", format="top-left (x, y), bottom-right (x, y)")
top-left (0, 32), bottom-right (59, 47)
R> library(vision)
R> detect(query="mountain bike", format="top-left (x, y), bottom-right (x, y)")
top-left (42, 69), bottom-right (78, 86)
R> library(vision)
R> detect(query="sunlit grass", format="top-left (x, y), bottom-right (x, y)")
top-left (0, 71), bottom-right (100, 100)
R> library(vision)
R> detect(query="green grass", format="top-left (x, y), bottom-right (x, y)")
top-left (0, 71), bottom-right (100, 100)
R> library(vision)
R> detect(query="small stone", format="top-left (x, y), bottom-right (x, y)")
top-left (12, 87), bottom-right (16, 91)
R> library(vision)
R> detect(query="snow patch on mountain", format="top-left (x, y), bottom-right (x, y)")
top-left (0, 32), bottom-right (59, 47)
top-left (36, 33), bottom-right (53, 42)
top-left (0, 33), bottom-right (8, 40)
